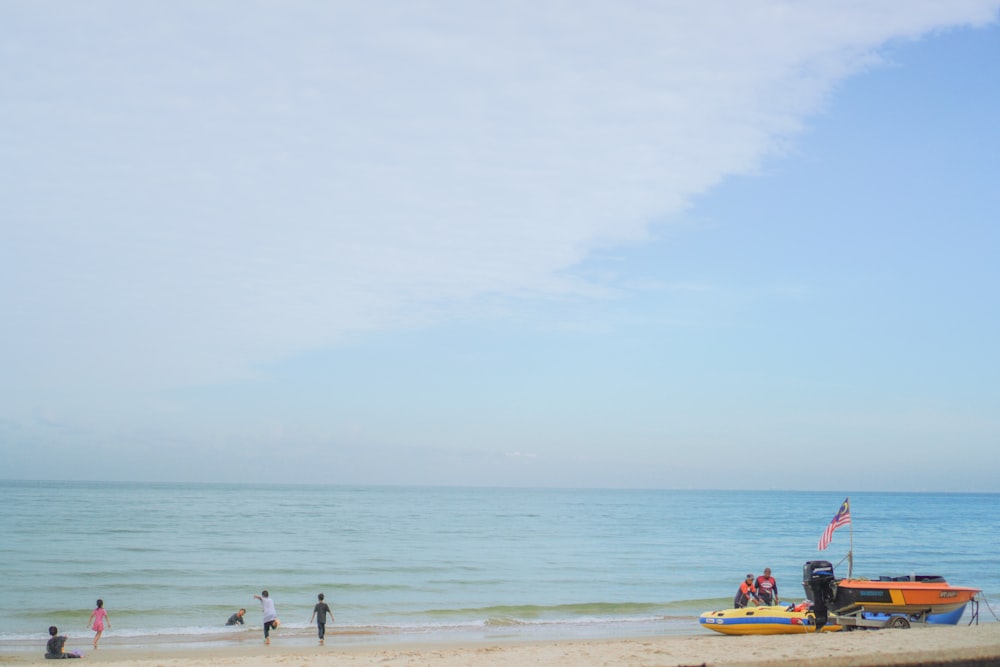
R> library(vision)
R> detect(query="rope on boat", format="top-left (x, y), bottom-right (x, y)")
top-left (975, 594), bottom-right (1000, 624)
top-left (832, 553), bottom-right (851, 572)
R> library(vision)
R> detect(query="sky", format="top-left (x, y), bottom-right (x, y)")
top-left (2, 1), bottom-right (999, 491)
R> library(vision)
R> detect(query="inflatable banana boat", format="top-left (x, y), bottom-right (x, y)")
top-left (699, 604), bottom-right (842, 635)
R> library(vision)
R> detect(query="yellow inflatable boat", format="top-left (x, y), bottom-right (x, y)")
top-left (699, 604), bottom-right (842, 635)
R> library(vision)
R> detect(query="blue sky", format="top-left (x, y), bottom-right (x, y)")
top-left (2, 2), bottom-right (999, 491)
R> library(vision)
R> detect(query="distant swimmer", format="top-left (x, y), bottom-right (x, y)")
top-left (226, 608), bottom-right (246, 626)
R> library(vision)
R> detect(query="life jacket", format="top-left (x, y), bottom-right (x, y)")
top-left (734, 580), bottom-right (757, 607)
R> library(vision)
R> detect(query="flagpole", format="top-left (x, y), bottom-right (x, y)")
top-left (848, 496), bottom-right (853, 578)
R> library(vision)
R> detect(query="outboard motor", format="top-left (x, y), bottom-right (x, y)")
top-left (802, 561), bottom-right (836, 631)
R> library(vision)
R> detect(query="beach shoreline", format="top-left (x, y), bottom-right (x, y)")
top-left (4, 624), bottom-right (999, 667)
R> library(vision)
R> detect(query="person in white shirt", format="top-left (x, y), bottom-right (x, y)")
top-left (253, 590), bottom-right (279, 644)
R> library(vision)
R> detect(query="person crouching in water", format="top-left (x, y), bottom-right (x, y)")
top-left (46, 626), bottom-right (82, 659)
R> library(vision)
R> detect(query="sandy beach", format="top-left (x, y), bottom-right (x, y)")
top-left (5, 624), bottom-right (999, 667)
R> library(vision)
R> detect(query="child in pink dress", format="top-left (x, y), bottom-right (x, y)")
top-left (88, 599), bottom-right (110, 649)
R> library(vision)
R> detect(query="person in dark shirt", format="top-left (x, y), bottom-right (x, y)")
top-left (226, 608), bottom-right (246, 626)
top-left (309, 593), bottom-right (335, 644)
top-left (45, 626), bottom-right (82, 659)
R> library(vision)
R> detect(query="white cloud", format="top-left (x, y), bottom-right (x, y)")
top-left (2, 0), bottom-right (998, 396)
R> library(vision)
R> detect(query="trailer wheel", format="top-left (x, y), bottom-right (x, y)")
top-left (888, 616), bottom-right (911, 629)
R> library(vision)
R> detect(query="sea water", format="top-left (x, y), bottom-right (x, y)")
top-left (1, 482), bottom-right (998, 651)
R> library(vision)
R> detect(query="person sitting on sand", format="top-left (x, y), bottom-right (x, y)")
top-left (226, 609), bottom-right (246, 626)
top-left (734, 573), bottom-right (760, 608)
top-left (46, 626), bottom-right (82, 659)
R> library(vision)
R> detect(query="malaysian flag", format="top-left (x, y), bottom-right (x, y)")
top-left (818, 497), bottom-right (851, 551)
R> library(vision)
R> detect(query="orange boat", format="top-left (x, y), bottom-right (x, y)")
top-left (803, 561), bottom-right (980, 628)
top-left (829, 575), bottom-right (980, 616)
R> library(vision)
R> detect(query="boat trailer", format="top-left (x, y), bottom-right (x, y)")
top-left (831, 608), bottom-right (930, 630)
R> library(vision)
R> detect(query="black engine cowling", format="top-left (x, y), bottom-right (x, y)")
top-left (802, 561), bottom-right (836, 630)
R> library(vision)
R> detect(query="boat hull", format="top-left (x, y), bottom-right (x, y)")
top-left (699, 605), bottom-right (842, 635)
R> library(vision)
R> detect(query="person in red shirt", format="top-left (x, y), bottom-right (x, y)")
top-left (734, 573), bottom-right (759, 608)
top-left (755, 567), bottom-right (779, 605)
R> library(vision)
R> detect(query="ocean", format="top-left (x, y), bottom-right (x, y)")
top-left (1, 482), bottom-right (997, 652)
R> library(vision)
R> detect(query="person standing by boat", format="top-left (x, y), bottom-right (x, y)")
top-left (755, 568), bottom-right (779, 605)
top-left (734, 574), bottom-right (759, 608)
